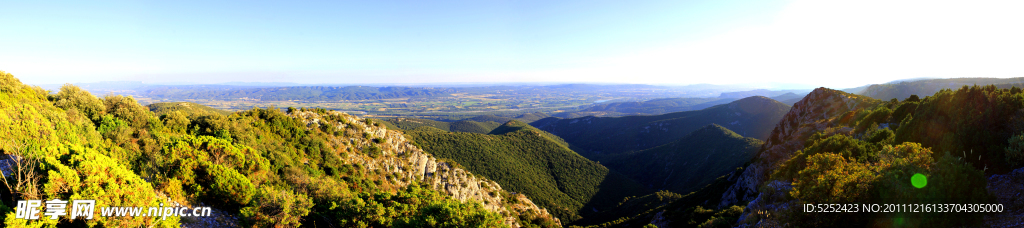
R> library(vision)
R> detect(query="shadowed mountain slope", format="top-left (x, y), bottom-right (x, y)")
top-left (532, 96), bottom-right (789, 157)
top-left (603, 124), bottom-right (762, 195)
top-left (403, 120), bottom-right (650, 223)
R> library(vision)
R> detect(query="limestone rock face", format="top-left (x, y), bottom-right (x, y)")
top-left (717, 88), bottom-right (878, 222)
top-left (290, 110), bottom-right (561, 227)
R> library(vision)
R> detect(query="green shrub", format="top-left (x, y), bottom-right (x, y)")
top-left (51, 84), bottom-right (106, 124)
top-left (205, 164), bottom-right (256, 206)
top-left (1005, 133), bottom-right (1024, 168)
top-left (240, 186), bottom-right (313, 227)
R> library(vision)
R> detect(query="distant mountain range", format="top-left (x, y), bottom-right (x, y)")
top-left (556, 97), bottom-right (729, 118)
top-left (380, 113), bottom-right (552, 134)
top-left (769, 92), bottom-right (805, 106)
top-left (532, 96), bottom-right (790, 157)
top-left (857, 77), bottom-right (1024, 100)
top-left (718, 89), bottom-right (810, 99)
top-left (382, 118), bottom-right (502, 134)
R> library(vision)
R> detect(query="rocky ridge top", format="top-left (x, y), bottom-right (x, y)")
top-left (717, 88), bottom-right (878, 222)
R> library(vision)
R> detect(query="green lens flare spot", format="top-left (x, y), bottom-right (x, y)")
top-left (911, 173), bottom-right (927, 188)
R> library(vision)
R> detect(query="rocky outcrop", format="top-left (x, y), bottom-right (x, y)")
top-left (985, 167), bottom-right (1024, 227)
top-left (717, 88), bottom-right (878, 223)
top-left (290, 110), bottom-right (561, 227)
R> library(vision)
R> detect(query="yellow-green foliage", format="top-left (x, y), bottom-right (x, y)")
top-left (327, 183), bottom-right (507, 228)
top-left (781, 140), bottom-right (993, 226)
top-left (51, 84), bottom-right (106, 124)
top-left (0, 71), bottom-right (178, 227)
top-left (205, 164), bottom-right (256, 206)
top-left (2, 71), bottom-right (510, 227)
top-left (1005, 133), bottom-right (1024, 167)
top-left (404, 122), bottom-right (649, 222)
top-left (240, 186), bottom-right (313, 227)
top-left (102, 94), bottom-right (154, 129)
top-left (161, 111), bottom-right (191, 134)
top-left (790, 152), bottom-right (876, 204)
top-left (696, 205), bottom-right (743, 228)
top-left (158, 135), bottom-right (269, 205)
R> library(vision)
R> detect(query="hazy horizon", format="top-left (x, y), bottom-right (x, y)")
top-left (5, 0), bottom-right (1024, 89)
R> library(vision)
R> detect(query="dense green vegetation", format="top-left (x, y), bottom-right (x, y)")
top-left (572, 168), bottom-right (748, 228)
top-left (603, 124), bottom-right (762, 194)
top-left (19, 70), bottom-right (1024, 227)
top-left (0, 71), bottom-right (517, 227)
top-left (578, 85), bottom-right (1019, 227)
top-left (533, 96), bottom-right (789, 157)
top-left (892, 85), bottom-right (1024, 174)
top-left (0, 73), bottom-right (179, 227)
top-left (404, 120), bottom-right (650, 223)
top-left (753, 86), bottom-right (1020, 227)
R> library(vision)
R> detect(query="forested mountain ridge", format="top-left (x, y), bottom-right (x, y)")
top-left (0, 71), bottom-right (559, 227)
top-left (718, 86), bottom-right (1023, 227)
top-left (602, 124), bottom-right (762, 195)
top-left (532, 96), bottom-right (790, 157)
top-left (402, 120), bottom-right (649, 224)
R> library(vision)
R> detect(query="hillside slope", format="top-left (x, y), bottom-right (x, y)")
top-left (0, 75), bottom-right (178, 227)
top-left (532, 96), bottom-right (789, 156)
top-left (720, 86), bottom-right (1016, 227)
top-left (603, 124), bottom-right (762, 194)
top-left (403, 120), bottom-right (650, 223)
top-left (0, 71), bottom-right (559, 227)
top-left (719, 87), bottom-right (879, 209)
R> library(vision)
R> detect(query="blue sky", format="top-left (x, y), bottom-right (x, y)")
top-left (4, 0), bottom-right (1024, 88)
